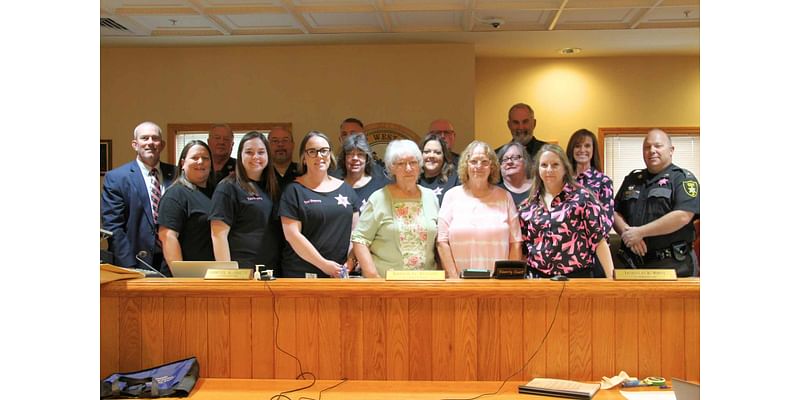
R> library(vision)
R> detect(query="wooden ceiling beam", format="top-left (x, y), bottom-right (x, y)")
top-left (629, 0), bottom-right (665, 29)
top-left (548, 0), bottom-right (569, 31)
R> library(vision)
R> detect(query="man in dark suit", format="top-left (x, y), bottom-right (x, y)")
top-left (101, 121), bottom-right (177, 275)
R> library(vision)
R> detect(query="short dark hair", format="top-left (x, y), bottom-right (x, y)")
top-left (338, 133), bottom-right (373, 176)
top-left (340, 117), bottom-right (364, 130)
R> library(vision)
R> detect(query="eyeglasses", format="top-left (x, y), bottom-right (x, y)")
top-left (501, 155), bottom-right (523, 164)
top-left (393, 160), bottom-right (420, 169)
top-left (468, 159), bottom-right (491, 168)
top-left (346, 152), bottom-right (367, 160)
top-left (304, 147), bottom-right (331, 158)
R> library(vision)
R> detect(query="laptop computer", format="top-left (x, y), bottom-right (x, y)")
top-left (671, 378), bottom-right (700, 400)
top-left (169, 261), bottom-right (239, 278)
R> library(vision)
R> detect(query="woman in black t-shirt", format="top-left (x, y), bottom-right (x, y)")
top-left (158, 140), bottom-right (216, 272)
top-left (337, 133), bottom-right (389, 211)
top-left (418, 134), bottom-right (459, 205)
top-left (209, 131), bottom-right (281, 270)
top-left (279, 131), bottom-right (359, 278)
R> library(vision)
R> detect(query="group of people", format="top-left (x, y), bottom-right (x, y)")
top-left (101, 103), bottom-right (700, 279)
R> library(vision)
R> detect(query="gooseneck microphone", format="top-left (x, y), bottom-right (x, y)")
top-left (135, 251), bottom-right (167, 278)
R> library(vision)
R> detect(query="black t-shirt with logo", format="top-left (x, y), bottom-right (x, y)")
top-left (278, 181), bottom-right (359, 278)
top-left (418, 170), bottom-right (460, 205)
top-left (158, 183), bottom-right (215, 262)
top-left (209, 179), bottom-right (280, 269)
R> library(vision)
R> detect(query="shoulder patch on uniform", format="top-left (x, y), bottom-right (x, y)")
top-left (682, 180), bottom-right (699, 198)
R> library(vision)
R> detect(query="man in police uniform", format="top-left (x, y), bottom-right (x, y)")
top-left (613, 129), bottom-right (700, 277)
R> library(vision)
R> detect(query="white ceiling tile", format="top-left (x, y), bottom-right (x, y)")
top-left (132, 15), bottom-right (215, 30)
top-left (220, 13), bottom-right (296, 28)
top-left (474, 10), bottom-right (551, 25)
top-left (305, 12), bottom-right (380, 28)
top-left (559, 8), bottom-right (638, 24)
top-left (391, 11), bottom-right (461, 28)
top-left (644, 6), bottom-right (700, 23)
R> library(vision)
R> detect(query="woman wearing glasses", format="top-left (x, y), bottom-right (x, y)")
top-left (209, 131), bottom-right (281, 270)
top-left (418, 134), bottom-right (460, 205)
top-left (279, 131), bottom-right (360, 278)
top-left (337, 134), bottom-right (389, 211)
top-left (496, 142), bottom-right (533, 207)
top-left (351, 140), bottom-right (440, 278)
top-left (519, 144), bottom-right (614, 279)
top-left (437, 140), bottom-right (523, 278)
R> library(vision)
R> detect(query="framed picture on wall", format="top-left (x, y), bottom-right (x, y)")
top-left (101, 140), bottom-right (112, 175)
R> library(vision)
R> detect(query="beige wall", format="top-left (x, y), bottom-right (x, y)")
top-left (101, 43), bottom-right (476, 170)
top-left (474, 56), bottom-right (700, 149)
top-left (101, 45), bottom-right (699, 170)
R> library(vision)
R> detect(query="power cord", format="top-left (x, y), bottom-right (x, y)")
top-left (266, 282), bottom-right (318, 400)
top-left (441, 280), bottom-right (568, 400)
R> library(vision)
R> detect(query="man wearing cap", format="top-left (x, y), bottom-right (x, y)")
top-left (613, 128), bottom-right (700, 277)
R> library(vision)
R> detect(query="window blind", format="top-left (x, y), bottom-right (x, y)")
top-left (604, 135), bottom-right (700, 194)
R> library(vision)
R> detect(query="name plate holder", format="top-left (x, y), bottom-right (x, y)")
top-left (614, 269), bottom-right (677, 281)
top-left (204, 268), bottom-right (253, 280)
top-left (386, 270), bottom-right (445, 281)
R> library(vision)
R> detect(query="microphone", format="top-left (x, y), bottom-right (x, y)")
top-left (136, 251), bottom-right (167, 278)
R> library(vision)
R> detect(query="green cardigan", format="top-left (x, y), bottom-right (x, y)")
top-left (351, 185), bottom-right (440, 277)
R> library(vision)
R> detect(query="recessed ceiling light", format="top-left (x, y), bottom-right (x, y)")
top-left (559, 47), bottom-right (582, 55)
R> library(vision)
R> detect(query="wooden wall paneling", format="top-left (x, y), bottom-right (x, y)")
top-left (660, 298), bottom-right (685, 380)
top-left (294, 297), bottom-right (320, 378)
top-left (317, 297), bottom-right (343, 379)
top-left (341, 297), bottom-right (364, 380)
top-left (229, 297), bottom-right (253, 378)
top-left (207, 297), bottom-right (231, 378)
top-left (568, 298), bottom-right (593, 381)
top-left (430, 298), bottom-right (454, 381)
top-left (522, 297), bottom-right (547, 380)
top-left (477, 298), bottom-right (501, 380)
top-left (386, 298), bottom-right (409, 379)
top-left (186, 297), bottom-right (208, 378)
top-left (140, 297), bottom-right (165, 369)
top-left (163, 297), bottom-right (187, 364)
top-left (251, 297), bottom-right (275, 378)
top-left (499, 298), bottom-right (525, 380)
top-left (684, 298), bottom-right (700, 382)
top-left (362, 297), bottom-right (387, 379)
top-left (100, 296), bottom-right (119, 378)
top-left (614, 298), bottom-right (638, 377)
top-left (274, 297), bottom-right (299, 379)
top-left (637, 298), bottom-right (662, 378)
top-left (119, 297), bottom-right (142, 372)
top-left (454, 297), bottom-right (478, 380)
top-left (545, 293), bottom-right (570, 379)
top-left (591, 297), bottom-right (615, 381)
top-left (409, 298), bottom-right (433, 380)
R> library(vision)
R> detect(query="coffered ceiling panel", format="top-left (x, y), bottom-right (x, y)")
top-left (100, 0), bottom-right (700, 57)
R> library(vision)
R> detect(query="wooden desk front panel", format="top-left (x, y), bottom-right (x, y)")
top-left (100, 279), bottom-right (699, 382)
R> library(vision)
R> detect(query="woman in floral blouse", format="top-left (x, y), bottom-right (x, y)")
top-left (519, 144), bottom-right (614, 278)
top-left (566, 129), bottom-right (615, 277)
top-left (351, 140), bottom-right (440, 278)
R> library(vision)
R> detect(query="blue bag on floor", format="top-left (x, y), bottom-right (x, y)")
top-left (101, 356), bottom-right (199, 398)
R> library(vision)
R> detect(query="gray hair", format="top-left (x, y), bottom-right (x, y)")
top-left (133, 121), bottom-right (162, 139)
top-left (384, 139), bottom-right (423, 180)
top-left (337, 133), bottom-right (374, 176)
top-left (497, 141), bottom-right (532, 179)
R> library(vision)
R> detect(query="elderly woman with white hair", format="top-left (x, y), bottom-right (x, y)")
top-left (351, 139), bottom-right (440, 278)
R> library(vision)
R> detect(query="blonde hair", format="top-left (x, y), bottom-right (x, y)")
top-left (457, 140), bottom-right (501, 185)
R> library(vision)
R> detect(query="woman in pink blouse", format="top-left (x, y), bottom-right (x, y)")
top-left (437, 140), bottom-right (523, 278)
top-left (519, 144), bottom-right (614, 278)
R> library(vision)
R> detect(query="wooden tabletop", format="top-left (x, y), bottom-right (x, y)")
top-left (186, 378), bottom-right (675, 399)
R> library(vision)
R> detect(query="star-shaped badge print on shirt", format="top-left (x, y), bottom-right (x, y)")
top-left (335, 194), bottom-right (351, 208)
top-left (433, 186), bottom-right (443, 197)
top-left (657, 177), bottom-right (669, 186)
